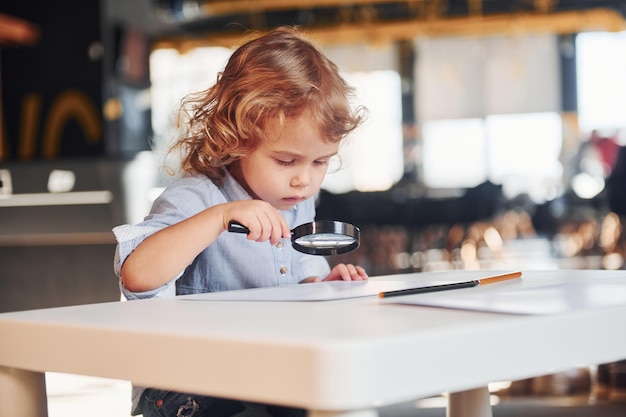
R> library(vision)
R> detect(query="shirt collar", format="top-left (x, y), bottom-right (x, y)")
top-left (220, 171), bottom-right (253, 202)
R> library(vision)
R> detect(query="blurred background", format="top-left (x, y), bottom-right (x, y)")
top-left (1, 0), bottom-right (626, 413)
top-left (2, 0), bottom-right (625, 310)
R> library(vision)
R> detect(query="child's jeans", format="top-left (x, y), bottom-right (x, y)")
top-left (138, 388), bottom-right (306, 417)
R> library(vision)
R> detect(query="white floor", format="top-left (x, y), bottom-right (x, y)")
top-left (44, 372), bottom-right (450, 417)
top-left (46, 373), bottom-right (132, 417)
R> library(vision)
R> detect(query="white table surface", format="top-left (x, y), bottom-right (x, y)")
top-left (2, 269), bottom-right (626, 417)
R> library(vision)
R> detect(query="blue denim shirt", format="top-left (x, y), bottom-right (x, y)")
top-left (113, 172), bottom-right (330, 299)
top-left (113, 172), bottom-right (330, 413)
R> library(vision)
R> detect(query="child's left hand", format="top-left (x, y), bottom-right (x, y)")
top-left (300, 263), bottom-right (368, 283)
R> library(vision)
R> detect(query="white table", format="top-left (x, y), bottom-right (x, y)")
top-left (2, 270), bottom-right (626, 417)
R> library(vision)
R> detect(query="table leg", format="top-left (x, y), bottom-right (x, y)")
top-left (308, 408), bottom-right (378, 417)
top-left (447, 386), bottom-right (492, 417)
top-left (0, 366), bottom-right (48, 417)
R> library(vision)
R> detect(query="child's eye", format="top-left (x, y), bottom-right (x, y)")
top-left (276, 159), bottom-right (295, 166)
top-left (314, 159), bottom-right (329, 166)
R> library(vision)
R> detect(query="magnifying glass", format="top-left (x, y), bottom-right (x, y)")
top-left (228, 220), bottom-right (360, 256)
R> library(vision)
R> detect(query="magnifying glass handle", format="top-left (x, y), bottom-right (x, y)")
top-left (228, 221), bottom-right (250, 234)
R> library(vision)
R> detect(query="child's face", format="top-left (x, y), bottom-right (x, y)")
top-left (237, 114), bottom-right (339, 211)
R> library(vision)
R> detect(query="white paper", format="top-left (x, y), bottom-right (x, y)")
top-left (178, 278), bottom-right (451, 302)
top-left (390, 282), bottom-right (626, 315)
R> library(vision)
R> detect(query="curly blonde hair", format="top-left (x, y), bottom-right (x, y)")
top-left (171, 26), bottom-right (365, 184)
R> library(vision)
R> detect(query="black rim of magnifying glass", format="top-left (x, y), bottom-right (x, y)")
top-left (291, 220), bottom-right (360, 256)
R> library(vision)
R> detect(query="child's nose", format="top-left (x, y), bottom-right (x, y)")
top-left (291, 168), bottom-right (311, 187)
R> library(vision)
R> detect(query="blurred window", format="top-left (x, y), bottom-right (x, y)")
top-left (486, 112), bottom-right (563, 202)
top-left (422, 112), bottom-right (562, 203)
top-left (416, 34), bottom-right (564, 202)
top-left (421, 118), bottom-right (487, 188)
top-left (576, 31), bottom-right (626, 132)
top-left (322, 70), bottom-right (404, 193)
top-left (149, 46), bottom-right (232, 149)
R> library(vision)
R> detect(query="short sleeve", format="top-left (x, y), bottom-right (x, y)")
top-left (111, 175), bottom-right (220, 299)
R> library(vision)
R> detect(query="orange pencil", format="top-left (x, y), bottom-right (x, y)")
top-left (378, 271), bottom-right (522, 298)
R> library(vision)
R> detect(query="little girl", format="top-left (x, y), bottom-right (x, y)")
top-left (113, 27), bottom-right (368, 417)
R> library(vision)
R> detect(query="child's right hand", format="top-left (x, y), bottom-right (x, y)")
top-left (220, 200), bottom-right (291, 245)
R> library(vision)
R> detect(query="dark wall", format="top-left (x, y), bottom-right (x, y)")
top-left (0, 244), bottom-right (119, 312)
top-left (1, 0), bottom-right (103, 161)
top-left (0, 2), bottom-right (145, 312)
top-left (0, 158), bottom-right (130, 313)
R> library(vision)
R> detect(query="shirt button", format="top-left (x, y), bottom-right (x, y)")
top-left (279, 266), bottom-right (288, 275)
top-left (276, 241), bottom-right (283, 248)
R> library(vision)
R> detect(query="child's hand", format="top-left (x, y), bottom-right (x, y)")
top-left (221, 200), bottom-right (290, 245)
top-left (299, 264), bottom-right (368, 284)
top-left (323, 263), bottom-right (368, 281)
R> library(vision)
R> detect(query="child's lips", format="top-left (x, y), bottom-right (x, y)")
top-left (283, 196), bottom-right (306, 203)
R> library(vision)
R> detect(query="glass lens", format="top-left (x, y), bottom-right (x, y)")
top-left (294, 233), bottom-right (356, 249)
